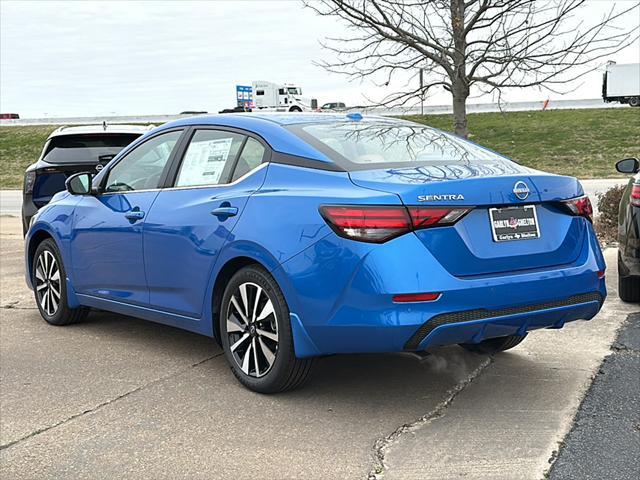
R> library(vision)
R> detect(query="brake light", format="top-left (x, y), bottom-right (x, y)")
top-left (319, 206), bottom-right (411, 242)
top-left (320, 205), bottom-right (471, 243)
top-left (631, 184), bottom-right (640, 207)
top-left (24, 171), bottom-right (36, 194)
top-left (560, 195), bottom-right (593, 222)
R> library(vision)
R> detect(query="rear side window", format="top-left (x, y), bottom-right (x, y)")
top-left (231, 138), bottom-right (266, 182)
top-left (175, 130), bottom-right (245, 187)
top-left (43, 134), bottom-right (140, 164)
top-left (289, 122), bottom-right (508, 171)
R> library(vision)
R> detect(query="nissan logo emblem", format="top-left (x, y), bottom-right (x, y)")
top-left (513, 181), bottom-right (530, 200)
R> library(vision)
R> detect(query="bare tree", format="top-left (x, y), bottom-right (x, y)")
top-left (306, 0), bottom-right (639, 137)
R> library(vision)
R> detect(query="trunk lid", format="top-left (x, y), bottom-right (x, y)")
top-left (349, 165), bottom-right (588, 277)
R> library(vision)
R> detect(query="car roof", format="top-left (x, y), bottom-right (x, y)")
top-left (164, 112), bottom-right (395, 127)
top-left (153, 113), bottom-right (402, 164)
top-left (48, 124), bottom-right (154, 139)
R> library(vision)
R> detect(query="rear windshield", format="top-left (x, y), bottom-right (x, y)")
top-left (289, 121), bottom-right (508, 170)
top-left (42, 133), bottom-right (140, 164)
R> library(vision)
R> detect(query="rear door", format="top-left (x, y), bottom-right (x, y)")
top-left (143, 128), bottom-right (269, 318)
top-left (70, 129), bottom-right (184, 304)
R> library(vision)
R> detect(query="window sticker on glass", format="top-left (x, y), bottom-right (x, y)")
top-left (175, 131), bottom-right (243, 187)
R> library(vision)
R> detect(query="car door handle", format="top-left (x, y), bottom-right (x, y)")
top-left (211, 206), bottom-right (238, 218)
top-left (125, 210), bottom-right (145, 221)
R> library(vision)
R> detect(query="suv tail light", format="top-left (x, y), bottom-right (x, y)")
top-left (631, 184), bottom-right (640, 207)
top-left (560, 195), bottom-right (593, 222)
top-left (320, 205), bottom-right (472, 243)
top-left (24, 171), bottom-right (36, 194)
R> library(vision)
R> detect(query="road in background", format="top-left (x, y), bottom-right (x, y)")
top-left (0, 179), bottom-right (628, 218)
top-left (0, 98), bottom-right (627, 127)
top-left (0, 190), bottom-right (22, 217)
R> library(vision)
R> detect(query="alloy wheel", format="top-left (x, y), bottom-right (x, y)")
top-left (226, 282), bottom-right (279, 378)
top-left (35, 250), bottom-right (61, 317)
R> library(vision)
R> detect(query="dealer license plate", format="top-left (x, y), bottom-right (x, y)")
top-left (489, 205), bottom-right (540, 242)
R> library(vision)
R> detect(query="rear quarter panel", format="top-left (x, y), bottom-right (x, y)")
top-left (224, 163), bottom-right (401, 315)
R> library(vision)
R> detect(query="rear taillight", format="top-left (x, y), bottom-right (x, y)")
top-left (320, 205), bottom-right (471, 243)
top-left (24, 171), bottom-right (36, 194)
top-left (560, 195), bottom-right (593, 222)
top-left (631, 184), bottom-right (640, 207)
top-left (407, 207), bottom-right (471, 228)
top-left (319, 206), bottom-right (411, 242)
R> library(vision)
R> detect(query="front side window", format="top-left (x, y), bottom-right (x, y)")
top-left (104, 130), bottom-right (181, 193)
top-left (175, 130), bottom-right (245, 187)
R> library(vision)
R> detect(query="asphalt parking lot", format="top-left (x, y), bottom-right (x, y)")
top-left (0, 215), bottom-right (638, 479)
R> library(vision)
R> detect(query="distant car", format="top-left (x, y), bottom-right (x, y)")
top-left (320, 102), bottom-right (346, 111)
top-left (0, 113), bottom-right (20, 119)
top-left (25, 113), bottom-right (606, 393)
top-left (21, 124), bottom-right (152, 235)
top-left (615, 157), bottom-right (640, 302)
top-left (218, 106), bottom-right (251, 114)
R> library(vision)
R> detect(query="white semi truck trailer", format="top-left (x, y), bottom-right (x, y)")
top-left (602, 63), bottom-right (640, 107)
top-left (251, 81), bottom-right (317, 112)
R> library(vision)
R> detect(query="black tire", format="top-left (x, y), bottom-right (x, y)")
top-left (32, 239), bottom-right (89, 326)
top-left (289, 106), bottom-right (302, 112)
top-left (629, 97), bottom-right (640, 107)
top-left (459, 334), bottom-right (526, 355)
top-left (220, 265), bottom-right (314, 393)
top-left (618, 255), bottom-right (640, 302)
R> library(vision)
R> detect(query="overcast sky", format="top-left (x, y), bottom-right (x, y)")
top-left (1, 0), bottom-right (638, 118)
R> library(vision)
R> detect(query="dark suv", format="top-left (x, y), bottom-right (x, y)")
top-left (22, 124), bottom-right (152, 235)
top-left (615, 157), bottom-right (640, 302)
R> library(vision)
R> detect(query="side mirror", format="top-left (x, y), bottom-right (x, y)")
top-left (616, 157), bottom-right (639, 174)
top-left (65, 172), bottom-right (93, 195)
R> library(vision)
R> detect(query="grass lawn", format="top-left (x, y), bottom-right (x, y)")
top-left (0, 125), bottom-right (61, 189)
top-left (402, 108), bottom-right (639, 179)
top-left (1, 107), bottom-right (638, 189)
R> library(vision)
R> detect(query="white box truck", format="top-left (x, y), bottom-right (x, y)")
top-left (252, 81), bottom-right (317, 112)
top-left (602, 63), bottom-right (640, 107)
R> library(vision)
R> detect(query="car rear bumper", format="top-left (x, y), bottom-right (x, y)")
top-left (277, 228), bottom-right (607, 357)
top-left (407, 292), bottom-right (603, 351)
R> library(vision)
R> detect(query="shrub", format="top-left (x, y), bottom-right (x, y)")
top-left (594, 185), bottom-right (625, 243)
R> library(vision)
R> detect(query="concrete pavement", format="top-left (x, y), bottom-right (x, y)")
top-left (0, 216), bottom-right (638, 479)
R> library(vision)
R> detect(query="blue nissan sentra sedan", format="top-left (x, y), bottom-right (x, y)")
top-left (25, 113), bottom-right (606, 392)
